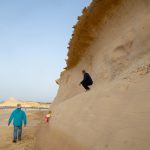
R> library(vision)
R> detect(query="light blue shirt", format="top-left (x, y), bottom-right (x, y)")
top-left (8, 108), bottom-right (27, 126)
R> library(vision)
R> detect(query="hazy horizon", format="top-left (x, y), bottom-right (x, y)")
top-left (0, 0), bottom-right (92, 102)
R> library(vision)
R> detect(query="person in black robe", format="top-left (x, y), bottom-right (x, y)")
top-left (80, 70), bottom-right (93, 91)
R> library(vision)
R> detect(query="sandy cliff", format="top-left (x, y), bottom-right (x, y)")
top-left (36, 0), bottom-right (150, 150)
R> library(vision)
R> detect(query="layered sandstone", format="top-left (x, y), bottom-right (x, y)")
top-left (36, 0), bottom-right (150, 150)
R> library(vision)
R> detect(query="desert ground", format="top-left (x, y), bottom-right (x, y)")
top-left (0, 109), bottom-right (47, 150)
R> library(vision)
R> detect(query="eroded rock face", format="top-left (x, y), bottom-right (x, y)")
top-left (36, 0), bottom-right (150, 150)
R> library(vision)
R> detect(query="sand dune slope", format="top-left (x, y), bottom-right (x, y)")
top-left (36, 0), bottom-right (150, 149)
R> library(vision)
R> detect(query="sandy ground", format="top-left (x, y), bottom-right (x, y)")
top-left (0, 109), bottom-right (46, 150)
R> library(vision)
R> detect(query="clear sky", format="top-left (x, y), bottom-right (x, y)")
top-left (0, 0), bottom-right (92, 102)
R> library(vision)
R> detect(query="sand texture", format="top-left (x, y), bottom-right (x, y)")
top-left (36, 0), bottom-right (150, 150)
top-left (0, 109), bottom-right (45, 150)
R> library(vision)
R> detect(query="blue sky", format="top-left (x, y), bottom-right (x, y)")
top-left (0, 0), bottom-right (92, 102)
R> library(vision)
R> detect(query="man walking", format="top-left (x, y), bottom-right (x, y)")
top-left (80, 70), bottom-right (93, 91)
top-left (8, 104), bottom-right (27, 143)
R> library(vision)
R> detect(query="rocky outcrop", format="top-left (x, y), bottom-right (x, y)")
top-left (36, 0), bottom-right (150, 150)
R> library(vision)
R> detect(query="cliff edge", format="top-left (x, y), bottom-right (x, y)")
top-left (36, 0), bottom-right (150, 150)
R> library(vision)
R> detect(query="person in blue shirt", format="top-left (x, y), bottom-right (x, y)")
top-left (8, 104), bottom-right (27, 143)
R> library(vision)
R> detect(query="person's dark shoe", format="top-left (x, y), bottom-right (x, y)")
top-left (18, 138), bottom-right (21, 141)
top-left (85, 88), bottom-right (90, 92)
top-left (13, 140), bottom-right (17, 143)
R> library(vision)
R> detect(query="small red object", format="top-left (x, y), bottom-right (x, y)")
top-left (44, 116), bottom-right (49, 123)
